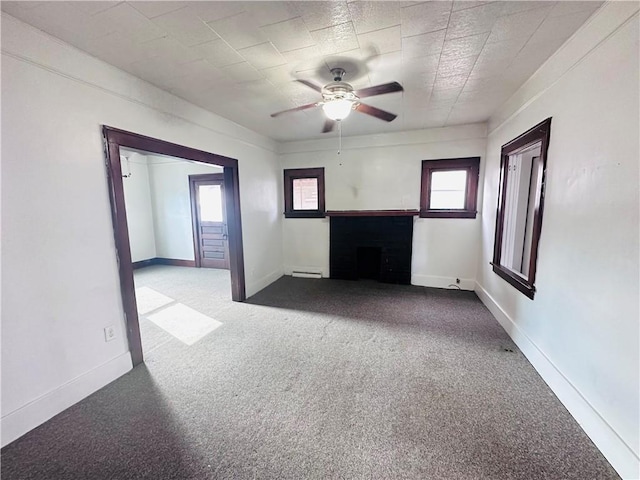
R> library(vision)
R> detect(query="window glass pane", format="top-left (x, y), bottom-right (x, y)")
top-left (293, 178), bottom-right (318, 210)
top-left (430, 191), bottom-right (466, 209)
top-left (199, 185), bottom-right (223, 222)
top-left (430, 170), bottom-right (467, 209)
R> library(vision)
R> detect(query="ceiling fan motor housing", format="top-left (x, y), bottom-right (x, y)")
top-left (322, 81), bottom-right (359, 105)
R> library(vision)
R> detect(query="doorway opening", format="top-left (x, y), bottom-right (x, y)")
top-left (189, 174), bottom-right (230, 270)
top-left (103, 127), bottom-right (245, 367)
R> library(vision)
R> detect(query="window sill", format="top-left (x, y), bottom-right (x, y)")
top-left (419, 210), bottom-right (477, 219)
top-left (492, 264), bottom-right (536, 299)
top-left (284, 211), bottom-right (326, 219)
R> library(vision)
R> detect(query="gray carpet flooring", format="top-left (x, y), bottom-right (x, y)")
top-left (1, 266), bottom-right (620, 479)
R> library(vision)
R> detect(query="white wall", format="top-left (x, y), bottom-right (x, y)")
top-left (1, 14), bottom-right (283, 447)
top-left (279, 124), bottom-right (487, 289)
top-left (121, 151), bottom-right (224, 262)
top-left (476, 3), bottom-right (639, 478)
top-left (121, 152), bottom-right (157, 262)
top-left (147, 156), bottom-right (222, 261)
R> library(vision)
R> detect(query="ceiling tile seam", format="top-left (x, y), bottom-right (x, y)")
top-left (444, 47), bottom-right (489, 125)
top-left (197, 23), bottom-right (268, 79)
top-left (202, 11), bottom-right (260, 48)
top-left (486, 4), bottom-right (554, 49)
top-left (199, 20), bottom-right (224, 46)
top-left (259, 14), bottom-right (305, 30)
top-left (355, 23), bottom-right (401, 37)
top-left (84, 1), bottom-right (125, 18)
top-left (308, 19), bottom-right (356, 34)
top-left (506, 5), bottom-right (556, 53)
top-left (127, 2), bottom-right (188, 20)
top-left (401, 27), bottom-right (447, 42)
top-left (236, 41), bottom-right (285, 66)
top-left (55, 7), bottom-right (121, 43)
top-left (197, 9), bottom-right (248, 26)
top-left (316, 21), bottom-right (364, 67)
top-left (425, 2), bottom-right (454, 129)
top-left (0, 47), bottom-right (277, 154)
top-left (399, 25), bottom-right (444, 39)
top-left (451, 1), bottom-right (499, 14)
top-left (489, 7), bottom-right (637, 136)
top-left (441, 30), bottom-right (487, 47)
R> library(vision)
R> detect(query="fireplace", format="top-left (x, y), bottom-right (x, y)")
top-left (329, 213), bottom-right (415, 284)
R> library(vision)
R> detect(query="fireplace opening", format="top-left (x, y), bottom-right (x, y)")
top-left (330, 216), bottom-right (413, 284)
top-left (357, 246), bottom-right (381, 280)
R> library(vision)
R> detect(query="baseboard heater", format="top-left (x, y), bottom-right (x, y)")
top-left (291, 271), bottom-right (322, 279)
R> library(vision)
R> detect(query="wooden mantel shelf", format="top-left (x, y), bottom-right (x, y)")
top-left (325, 210), bottom-right (420, 217)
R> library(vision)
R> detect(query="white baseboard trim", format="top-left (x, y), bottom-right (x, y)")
top-left (411, 274), bottom-right (475, 291)
top-left (284, 265), bottom-right (327, 278)
top-left (475, 282), bottom-right (639, 479)
top-left (245, 268), bottom-right (283, 298)
top-left (1, 352), bottom-right (133, 447)
top-left (291, 271), bottom-right (322, 279)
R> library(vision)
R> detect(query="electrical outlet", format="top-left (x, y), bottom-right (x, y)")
top-left (104, 326), bottom-right (116, 342)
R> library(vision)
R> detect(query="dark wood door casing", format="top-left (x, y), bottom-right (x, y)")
top-left (102, 126), bottom-right (246, 367)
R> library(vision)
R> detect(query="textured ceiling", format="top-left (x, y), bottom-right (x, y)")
top-left (2, 1), bottom-right (601, 141)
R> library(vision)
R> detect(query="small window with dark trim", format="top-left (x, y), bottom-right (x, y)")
top-left (284, 167), bottom-right (325, 218)
top-left (420, 157), bottom-right (480, 218)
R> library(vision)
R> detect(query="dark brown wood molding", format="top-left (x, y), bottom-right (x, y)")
top-left (284, 211), bottom-right (326, 218)
top-left (102, 125), bottom-right (246, 367)
top-left (156, 258), bottom-right (197, 268)
top-left (326, 210), bottom-right (420, 217)
top-left (492, 264), bottom-right (536, 299)
top-left (224, 166), bottom-right (246, 301)
top-left (132, 259), bottom-right (156, 270)
top-left (419, 210), bottom-right (477, 218)
top-left (132, 258), bottom-right (197, 269)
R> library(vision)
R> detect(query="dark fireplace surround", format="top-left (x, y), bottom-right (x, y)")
top-left (329, 212), bottom-right (415, 284)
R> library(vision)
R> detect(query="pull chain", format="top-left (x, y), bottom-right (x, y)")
top-left (338, 120), bottom-right (342, 155)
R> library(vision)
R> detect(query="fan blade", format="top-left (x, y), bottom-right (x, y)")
top-left (355, 81), bottom-right (403, 99)
top-left (296, 79), bottom-right (323, 92)
top-left (355, 103), bottom-right (397, 122)
top-left (270, 103), bottom-right (319, 117)
top-left (322, 119), bottom-right (336, 133)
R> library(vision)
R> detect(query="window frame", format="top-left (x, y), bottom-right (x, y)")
top-left (283, 167), bottom-right (325, 218)
top-left (492, 118), bottom-right (551, 299)
top-left (420, 157), bottom-right (480, 219)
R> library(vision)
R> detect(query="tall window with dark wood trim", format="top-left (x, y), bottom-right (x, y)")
top-left (284, 167), bottom-right (325, 218)
top-left (492, 118), bottom-right (552, 299)
top-left (420, 157), bottom-right (480, 218)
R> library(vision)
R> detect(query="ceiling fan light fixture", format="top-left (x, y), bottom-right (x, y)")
top-left (322, 98), bottom-right (354, 121)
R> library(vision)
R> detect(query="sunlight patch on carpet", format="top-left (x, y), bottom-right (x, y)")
top-left (135, 286), bottom-right (174, 315)
top-left (147, 303), bottom-right (222, 345)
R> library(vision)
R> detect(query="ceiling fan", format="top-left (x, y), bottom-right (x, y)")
top-left (270, 68), bottom-right (403, 133)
